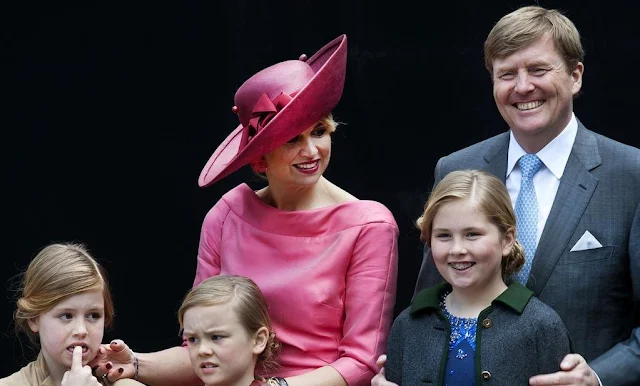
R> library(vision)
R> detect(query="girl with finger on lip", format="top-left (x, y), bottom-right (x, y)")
top-left (384, 170), bottom-right (572, 385)
top-left (178, 275), bottom-right (280, 386)
top-left (0, 243), bottom-right (143, 386)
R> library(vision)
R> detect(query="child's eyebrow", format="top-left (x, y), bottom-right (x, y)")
top-left (204, 328), bottom-right (227, 334)
top-left (432, 226), bottom-right (483, 232)
top-left (181, 326), bottom-right (229, 335)
top-left (53, 306), bottom-right (105, 312)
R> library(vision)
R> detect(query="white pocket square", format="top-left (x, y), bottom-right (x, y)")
top-left (570, 230), bottom-right (603, 252)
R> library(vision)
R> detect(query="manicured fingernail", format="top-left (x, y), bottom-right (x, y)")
top-left (106, 363), bottom-right (112, 370)
top-left (118, 367), bottom-right (124, 374)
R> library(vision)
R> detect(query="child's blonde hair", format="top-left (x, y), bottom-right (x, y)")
top-left (178, 275), bottom-right (280, 374)
top-left (416, 170), bottom-right (525, 281)
top-left (14, 242), bottom-right (114, 344)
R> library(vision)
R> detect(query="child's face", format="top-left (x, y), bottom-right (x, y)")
top-left (28, 290), bottom-right (105, 373)
top-left (430, 198), bottom-right (514, 292)
top-left (182, 303), bottom-right (263, 386)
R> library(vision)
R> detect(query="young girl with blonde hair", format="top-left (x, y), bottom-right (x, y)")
top-left (1, 242), bottom-right (142, 386)
top-left (178, 275), bottom-right (281, 386)
top-left (385, 170), bottom-right (571, 385)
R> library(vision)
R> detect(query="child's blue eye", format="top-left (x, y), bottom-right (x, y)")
top-left (88, 312), bottom-right (103, 321)
top-left (187, 336), bottom-right (198, 344)
top-left (59, 313), bottom-right (73, 321)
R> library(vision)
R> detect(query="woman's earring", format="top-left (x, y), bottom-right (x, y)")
top-left (251, 158), bottom-right (268, 173)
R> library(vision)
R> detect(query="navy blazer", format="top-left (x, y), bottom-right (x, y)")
top-left (414, 120), bottom-right (640, 385)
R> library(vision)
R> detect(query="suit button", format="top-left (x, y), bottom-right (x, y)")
top-left (481, 318), bottom-right (492, 328)
top-left (481, 370), bottom-right (492, 380)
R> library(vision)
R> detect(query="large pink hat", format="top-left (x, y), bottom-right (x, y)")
top-left (198, 34), bottom-right (348, 187)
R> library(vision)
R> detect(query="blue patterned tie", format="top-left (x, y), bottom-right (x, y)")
top-left (514, 154), bottom-right (542, 285)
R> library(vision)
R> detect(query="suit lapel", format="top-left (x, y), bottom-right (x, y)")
top-left (483, 133), bottom-right (510, 181)
top-left (528, 122), bottom-right (601, 294)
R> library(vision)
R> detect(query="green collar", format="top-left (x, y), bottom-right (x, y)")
top-left (410, 281), bottom-right (534, 315)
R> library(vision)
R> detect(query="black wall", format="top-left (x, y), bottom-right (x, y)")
top-left (3, 1), bottom-right (638, 374)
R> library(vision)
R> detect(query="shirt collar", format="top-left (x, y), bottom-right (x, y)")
top-left (410, 281), bottom-right (534, 315)
top-left (506, 112), bottom-right (578, 179)
top-left (35, 352), bottom-right (55, 386)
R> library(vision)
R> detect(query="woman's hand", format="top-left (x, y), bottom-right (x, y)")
top-left (89, 339), bottom-right (136, 381)
top-left (62, 346), bottom-right (101, 386)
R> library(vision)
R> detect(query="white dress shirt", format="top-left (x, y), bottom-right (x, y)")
top-left (506, 113), bottom-right (578, 243)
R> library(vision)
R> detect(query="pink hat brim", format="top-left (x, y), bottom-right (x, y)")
top-left (198, 34), bottom-right (348, 187)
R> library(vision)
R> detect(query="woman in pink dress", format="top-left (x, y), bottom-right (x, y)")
top-left (91, 34), bottom-right (399, 386)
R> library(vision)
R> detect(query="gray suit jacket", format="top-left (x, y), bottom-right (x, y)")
top-left (414, 120), bottom-right (640, 385)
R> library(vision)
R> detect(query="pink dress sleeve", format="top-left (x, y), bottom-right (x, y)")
top-left (194, 199), bottom-right (230, 286)
top-left (331, 220), bottom-right (399, 385)
top-left (182, 200), bottom-right (230, 348)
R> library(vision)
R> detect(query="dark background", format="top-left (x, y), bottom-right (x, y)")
top-left (2, 1), bottom-right (638, 374)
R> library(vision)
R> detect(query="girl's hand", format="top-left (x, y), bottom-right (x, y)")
top-left (62, 346), bottom-right (101, 386)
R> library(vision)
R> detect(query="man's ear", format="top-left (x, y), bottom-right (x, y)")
top-left (253, 327), bottom-right (269, 355)
top-left (571, 62), bottom-right (584, 95)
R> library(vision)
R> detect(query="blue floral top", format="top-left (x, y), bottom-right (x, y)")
top-left (441, 292), bottom-right (477, 386)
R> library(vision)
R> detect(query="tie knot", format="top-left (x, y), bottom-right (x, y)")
top-left (518, 154), bottom-right (542, 178)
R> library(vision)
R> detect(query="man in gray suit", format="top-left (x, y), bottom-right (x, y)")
top-left (373, 5), bottom-right (639, 386)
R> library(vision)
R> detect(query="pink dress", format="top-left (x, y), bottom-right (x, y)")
top-left (194, 183), bottom-right (399, 386)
